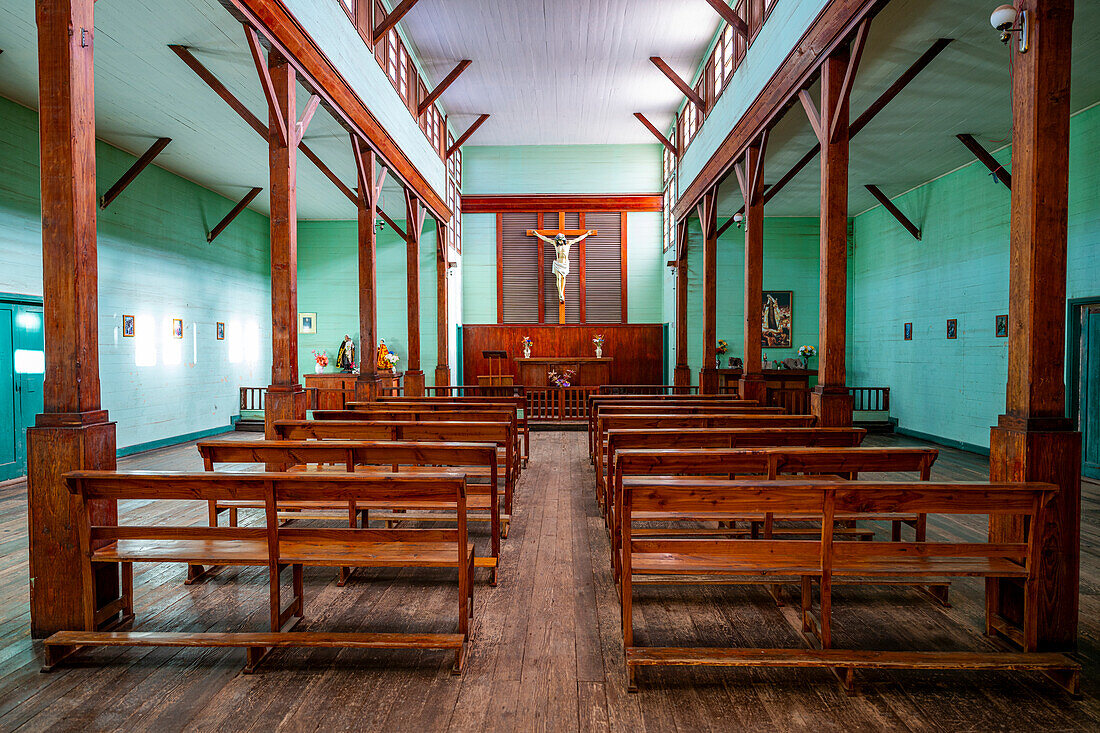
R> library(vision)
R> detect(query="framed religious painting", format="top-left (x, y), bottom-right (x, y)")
top-left (903, 322), bottom-right (912, 341)
top-left (298, 313), bottom-right (317, 334)
top-left (995, 314), bottom-right (1008, 337)
top-left (946, 318), bottom-right (957, 339)
top-left (122, 314), bottom-right (135, 337)
top-left (762, 291), bottom-right (792, 348)
top-left (216, 322), bottom-right (225, 340)
top-left (172, 318), bottom-right (184, 339)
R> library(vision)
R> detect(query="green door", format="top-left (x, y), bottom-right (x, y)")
top-left (0, 300), bottom-right (45, 482)
top-left (1083, 306), bottom-right (1100, 480)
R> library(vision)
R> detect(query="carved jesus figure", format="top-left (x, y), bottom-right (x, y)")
top-left (531, 230), bottom-right (596, 302)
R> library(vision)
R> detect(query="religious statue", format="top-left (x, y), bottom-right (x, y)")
top-left (336, 335), bottom-right (356, 373)
top-left (376, 339), bottom-right (391, 372)
top-left (530, 230), bottom-right (596, 303)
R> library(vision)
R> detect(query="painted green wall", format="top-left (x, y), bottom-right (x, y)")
top-left (0, 96), bottom-right (271, 451)
top-left (849, 102), bottom-right (1100, 451)
top-left (296, 219), bottom-right (441, 382)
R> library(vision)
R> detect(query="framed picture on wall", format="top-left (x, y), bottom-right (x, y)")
top-left (762, 291), bottom-right (792, 348)
top-left (122, 315), bottom-right (135, 337)
top-left (946, 318), bottom-right (958, 339)
top-left (299, 313), bottom-right (317, 334)
top-left (172, 318), bottom-right (183, 339)
top-left (995, 314), bottom-right (1008, 337)
top-left (216, 322), bottom-right (225, 340)
top-left (903, 322), bottom-right (912, 341)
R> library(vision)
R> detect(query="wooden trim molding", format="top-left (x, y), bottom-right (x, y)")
top-left (620, 211), bottom-right (629, 319)
top-left (463, 194), bottom-right (662, 213)
top-left (496, 212), bottom-right (504, 324)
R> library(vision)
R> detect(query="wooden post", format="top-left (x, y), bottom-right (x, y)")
top-left (810, 51), bottom-right (854, 426)
top-left (989, 0), bottom-right (1081, 652)
top-left (353, 137), bottom-right (380, 402)
top-left (263, 51), bottom-right (307, 436)
top-left (697, 190), bottom-right (719, 394)
top-left (740, 140), bottom-right (767, 405)
top-left (27, 0), bottom-right (120, 638)
top-left (673, 222), bottom-right (691, 391)
top-left (435, 223), bottom-right (452, 389)
top-left (404, 189), bottom-right (426, 396)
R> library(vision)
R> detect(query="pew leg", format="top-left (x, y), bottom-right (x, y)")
top-left (229, 508), bottom-right (238, 527)
top-left (765, 582), bottom-right (785, 607)
top-left (800, 576), bottom-right (813, 633)
top-left (120, 562), bottom-right (134, 622)
top-left (293, 563), bottom-right (304, 619)
top-left (185, 563), bottom-right (225, 585)
top-left (918, 583), bottom-right (951, 608)
top-left (244, 646), bottom-right (272, 674)
top-left (891, 521), bottom-right (902, 542)
top-left (831, 666), bottom-right (858, 697)
top-left (626, 666), bottom-right (638, 694)
top-left (41, 643), bottom-right (81, 672)
top-left (1043, 667), bottom-right (1082, 697)
top-left (915, 514), bottom-right (927, 543)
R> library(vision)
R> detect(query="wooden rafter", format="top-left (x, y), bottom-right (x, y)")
top-left (207, 186), bottom-right (262, 242)
top-left (957, 133), bottom-right (1011, 189)
top-left (447, 114), bottom-right (490, 157)
top-left (864, 185), bottom-right (921, 240)
top-left (373, 0), bottom-right (422, 45)
top-left (829, 17), bottom-right (870, 144)
top-left (703, 0), bottom-right (749, 39)
top-left (748, 130), bottom-right (768, 205)
top-left (418, 60), bottom-right (471, 117)
top-left (633, 113), bottom-right (677, 156)
top-left (99, 137), bottom-right (171, 209)
top-left (296, 94), bottom-right (320, 144)
top-left (799, 89), bottom-right (824, 144)
top-left (650, 57), bottom-right (705, 111)
top-left (244, 24), bottom-right (288, 147)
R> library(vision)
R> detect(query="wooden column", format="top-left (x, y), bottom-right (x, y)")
top-left (697, 190), bottom-right (719, 394)
top-left (404, 189), bottom-right (426, 396)
top-left (263, 51), bottom-right (307, 436)
top-left (739, 139), bottom-right (767, 405)
top-left (810, 51), bottom-right (854, 426)
top-left (353, 137), bottom-right (381, 401)
top-left (434, 224), bottom-right (452, 389)
top-left (673, 221), bottom-right (691, 391)
top-left (989, 0), bottom-right (1081, 652)
top-left (27, 0), bottom-right (120, 638)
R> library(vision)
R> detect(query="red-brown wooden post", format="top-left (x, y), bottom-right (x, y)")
top-left (697, 189), bottom-right (719, 394)
top-left (435, 223), bottom-right (452, 389)
top-left (989, 0), bottom-right (1081, 651)
top-left (673, 222), bottom-right (691, 392)
top-left (404, 189), bottom-right (426, 396)
top-left (811, 51), bottom-right (854, 426)
top-left (353, 137), bottom-right (380, 401)
top-left (263, 51), bottom-right (307, 436)
top-left (740, 140), bottom-right (767, 405)
top-left (27, 0), bottom-right (120, 638)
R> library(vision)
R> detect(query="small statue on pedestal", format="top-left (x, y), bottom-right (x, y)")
top-left (336, 335), bottom-right (356, 373)
top-left (377, 339), bottom-right (392, 372)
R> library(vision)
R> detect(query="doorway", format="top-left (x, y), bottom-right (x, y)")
top-left (0, 295), bottom-right (44, 482)
top-left (1069, 298), bottom-right (1100, 480)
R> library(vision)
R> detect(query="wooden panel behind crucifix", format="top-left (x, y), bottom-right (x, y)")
top-left (527, 212), bottom-right (596, 323)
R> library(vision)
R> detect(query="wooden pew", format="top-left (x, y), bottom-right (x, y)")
top-left (44, 471), bottom-right (476, 674)
top-left (619, 476), bottom-right (1078, 694)
top-left (367, 395), bottom-right (531, 465)
top-left (588, 402), bottom-right (778, 458)
top-left (273, 420), bottom-right (519, 524)
top-left (196, 439), bottom-right (502, 585)
top-left (586, 395), bottom-right (759, 456)
top-left (608, 447), bottom-right (939, 592)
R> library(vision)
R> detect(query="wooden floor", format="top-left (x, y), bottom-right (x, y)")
top-left (0, 431), bottom-right (1097, 731)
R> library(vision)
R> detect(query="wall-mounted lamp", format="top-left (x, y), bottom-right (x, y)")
top-left (733, 212), bottom-right (744, 230)
top-left (446, 260), bottom-right (458, 278)
top-left (990, 4), bottom-right (1028, 53)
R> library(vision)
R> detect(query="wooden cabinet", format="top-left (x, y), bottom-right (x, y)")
top-left (516, 357), bottom-right (612, 387)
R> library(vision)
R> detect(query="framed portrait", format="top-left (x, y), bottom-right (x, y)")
top-left (903, 322), bottom-right (912, 341)
top-left (995, 314), bottom-right (1008, 337)
top-left (946, 318), bottom-right (957, 340)
top-left (762, 291), bottom-right (792, 348)
top-left (122, 314), bottom-right (135, 338)
top-left (172, 318), bottom-right (184, 339)
top-left (298, 313), bottom-right (317, 334)
top-left (216, 322), bottom-right (225, 340)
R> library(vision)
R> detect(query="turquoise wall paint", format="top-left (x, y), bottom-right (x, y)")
top-left (678, 0), bottom-right (826, 196)
top-left (297, 219), bottom-right (440, 381)
top-left (849, 103), bottom-right (1100, 450)
top-left (461, 213), bottom-right (498, 325)
top-left (626, 212), bottom-right (665, 323)
top-left (0, 96), bottom-right (271, 451)
top-left (283, 0), bottom-right (447, 200)
top-left (681, 217), bottom-right (822, 383)
top-left (462, 145), bottom-right (663, 195)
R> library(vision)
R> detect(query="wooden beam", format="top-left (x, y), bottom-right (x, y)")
top-left (373, 0), bottom-right (422, 45)
top-left (296, 93), bottom-right (320, 144)
top-left (353, 136), bottom-right (379, 401)
top-left (633, 113), bottom-right (677, 156)
top-left (463, 193), bottom-right (661, 213)
top-left (378, 208), bottom-right (407, 241)
top-left (957, 133), bottom-right (1012, 189)
top-left (829, 17), bottom-right (870, 144)
top-left (704, 0), bottom-right (749, 39)
top-left (244, 24), bottom-right (288, 148)
top-left (863, 184), bottom-right (920, 240)
top-left (435, 224), bottom-right (450, 387)
top-left (741, 138), bottom-right (767, 404)
top-left (447, 114), bottom-right (489, 157)
top-left (418, 59), bottom-right (471, 116)
top-left (673, 222), bottom-right (691, 390)
top-left (403, 188), bottom-right (426, 396)
top-left (207, 186), bottom-right (262, 242)
top-left (799, 89), bottom-right (824, 144)
top-left (650, 57), bottom-right (705, 111)
top-left (697, 188), bottom-right (719, 394)
top-left (98, 137), bottom-right (171, 209)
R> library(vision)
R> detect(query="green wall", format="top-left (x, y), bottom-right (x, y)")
top-left (296, 219), bottom-right (441, 382)
top-left (848, 102), bottom-right (1100, 451)
top-left (0, 96), bottom-right (272, 451)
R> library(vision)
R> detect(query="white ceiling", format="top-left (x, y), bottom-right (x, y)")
top-left (398, 0), bottom-right (722, 146)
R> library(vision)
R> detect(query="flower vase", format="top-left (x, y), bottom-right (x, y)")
top-left (524, 346), bottom-right (531, 358)
top-left (314, 363), bottom-right (323, 374)
top-left (595, 346), bottom-right (602, 358)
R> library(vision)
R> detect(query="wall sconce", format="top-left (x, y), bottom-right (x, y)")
top-left (991, 4), bottom-right (1028, 53)
top-left (733, 212), bottom-right (744, 230)
top-left (446, 260), bottom-right (458, 278)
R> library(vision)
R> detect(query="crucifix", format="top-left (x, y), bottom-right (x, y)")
top-left (526, 213), bottom-right (596, 323)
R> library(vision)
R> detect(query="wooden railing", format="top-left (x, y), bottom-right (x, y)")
top-left (238, 387), bottom-right (321, 412)
top-left (425, 385), bottom-right (526, 398)
top-left (599, 385), bottom-right (700, 395)
top-left (525, 386), bottom-right (596, 421)
top-left (850, 386), bottom-right (890, 412)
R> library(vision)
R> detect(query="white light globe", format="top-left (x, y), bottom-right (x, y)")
top-left (990, 4), bottom-right (1017, 30)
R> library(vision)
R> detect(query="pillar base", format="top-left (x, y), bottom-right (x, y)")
top-left (739, 374), bottom-right (768, 405)
top-left (404, 369), bottom-right (425, 397)
top-left (27, 413), bottom-right (118, 638)
top-left (811, 386), bottom-right (853, 427)
top-left (355, 374), bottom-right (379, 402)
top-left (434, 364), bottom-right (452, 391)
top-left (699, 367), bottom-right (719, 395)
top-left (264, 384), bottom-right (307, 438)
top-left (673, 365), bottom-right (691, 393)
top-left (989, 415), bottom-right (1081, 651)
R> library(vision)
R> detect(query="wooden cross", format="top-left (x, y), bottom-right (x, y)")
top-left (526, 213), bottom-right (597, 324)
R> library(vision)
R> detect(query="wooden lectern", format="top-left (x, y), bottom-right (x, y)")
top-left (478, 350), bottom-right (514, 387)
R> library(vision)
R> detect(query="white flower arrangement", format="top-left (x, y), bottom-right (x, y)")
top-left (385, 353), bottom-right (400, 367)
